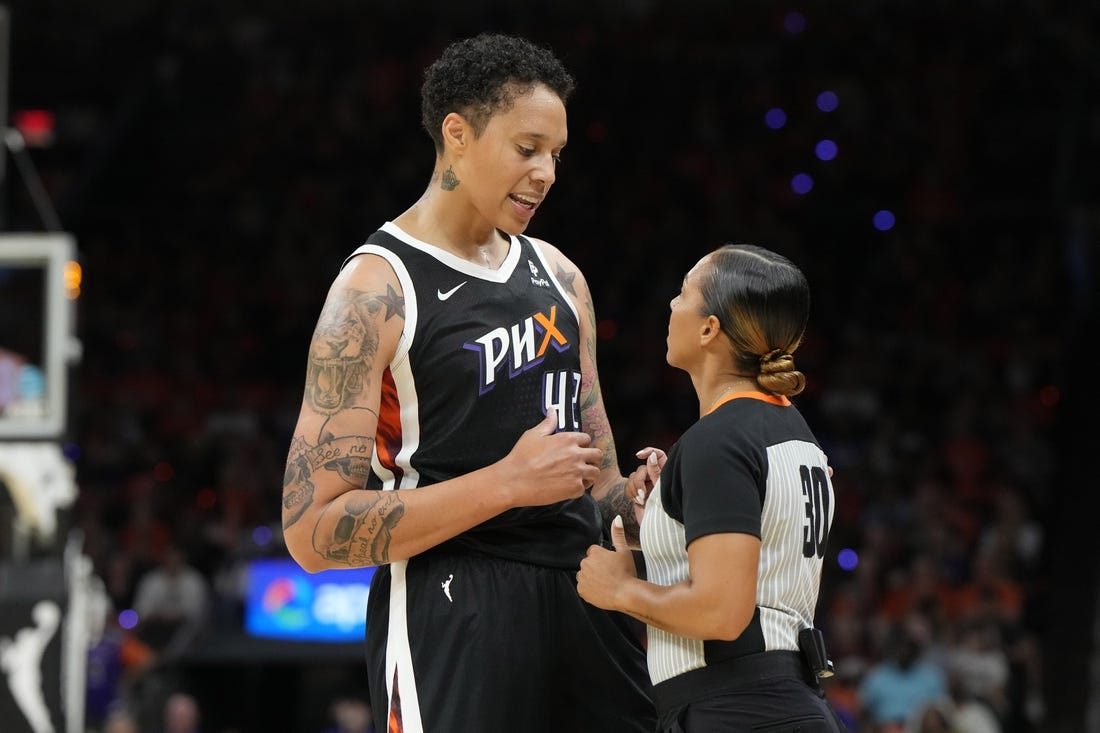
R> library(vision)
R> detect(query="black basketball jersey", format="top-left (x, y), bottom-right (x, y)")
top-left (342, 221), bottom-right (603, 568)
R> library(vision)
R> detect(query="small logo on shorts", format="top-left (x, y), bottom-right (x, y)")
top-left (441, 573), bottom-right (454, 603)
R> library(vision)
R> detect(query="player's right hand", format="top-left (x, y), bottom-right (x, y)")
top-left (502, 408), bottom-right (602, 506)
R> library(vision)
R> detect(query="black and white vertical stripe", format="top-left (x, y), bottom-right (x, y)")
top-left (756, 440), bottom-right (832, 651)
top-left (640, 436), bottom-right (832, 685)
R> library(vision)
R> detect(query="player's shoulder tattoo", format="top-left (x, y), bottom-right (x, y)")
top-left (554, 263), bottom-right (578, 296)
top-left (306, 286), bottom-right (402, 415)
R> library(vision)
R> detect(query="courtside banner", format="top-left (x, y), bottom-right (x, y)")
top-left (244, 558), bottom-right (374, 643)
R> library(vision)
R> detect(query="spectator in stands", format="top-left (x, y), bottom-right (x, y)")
top-left (161, 691), bottom-right (203, 733)
top-left (132, 545), bottom-right (210, 661)
top-left (858, 612), bottom-right (948, 732)
top-left (100, 707), bottom-right (141, 733)
top-left (320, 693), bottom-right (375, 733)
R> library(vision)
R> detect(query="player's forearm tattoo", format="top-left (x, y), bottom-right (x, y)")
top-left (282, 436), bottom-right (315, 530)
top-left (306, 287), bottom-right (402, 415)
top-left (313, 492), bottom-right (406, 566)
top-left (598, 481), bottom-right (641, 546)
top-left (316, 435), bottom-right (375, 486)
top-left (569, 269), bottom-right (634, 542)
top-left (582, 381), bottom-right (618, 472)
top-left (282, 428), bottom-right (378, 530)
top-left (579, 298), bottom-right (617, 471)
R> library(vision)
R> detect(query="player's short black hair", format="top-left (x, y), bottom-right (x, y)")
top-left (420, 33), bottom-right (575, 153)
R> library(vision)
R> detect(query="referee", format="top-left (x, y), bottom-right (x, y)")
top-left (578, 244), bottom-right (847, 732)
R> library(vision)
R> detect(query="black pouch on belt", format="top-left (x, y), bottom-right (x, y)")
top-left (797, 627), bottom-right (835, 679)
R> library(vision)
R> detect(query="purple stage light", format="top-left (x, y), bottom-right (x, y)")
top-left (765, 107), bottom-right (787, 129)
top-left (815, 139), bottom-right (838, 161)
top-left (784, 12), bottom-right (806, 34)
top-left (118, 609), bottom-right (139, 630)
top-left (837, 548), bottom-right (859, 571)
top-left (253, 525), bottom-right (273, 546)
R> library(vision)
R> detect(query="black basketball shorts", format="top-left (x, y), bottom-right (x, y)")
top-left (365, 551), bottom-right (655, 733)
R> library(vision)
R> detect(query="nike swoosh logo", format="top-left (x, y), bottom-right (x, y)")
top-left (437, 282), bottom-right (467, 301)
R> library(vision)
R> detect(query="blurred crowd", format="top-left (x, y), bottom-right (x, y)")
top-left (5, 1), bottom-right (1097, 731)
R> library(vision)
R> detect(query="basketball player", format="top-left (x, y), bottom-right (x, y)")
top-left (577, 245), bottom-right (847, 732)
top-left (280, 34), bottom-right (653, 733)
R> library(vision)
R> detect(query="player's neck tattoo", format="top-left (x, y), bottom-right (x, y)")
top-left (441, 166), bottom-right (460, 191)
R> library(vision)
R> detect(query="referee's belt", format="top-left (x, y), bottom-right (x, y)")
top-left (652, 651), bottom-right (818, 712)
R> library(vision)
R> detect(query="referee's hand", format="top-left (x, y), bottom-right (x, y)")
top-left (577, 516), bottom-right (637, 611)
top-left (627, 447), bottom-right (666, 506)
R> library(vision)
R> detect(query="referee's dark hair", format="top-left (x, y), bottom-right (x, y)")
top-left (697, 244), bottom-right (811, 397)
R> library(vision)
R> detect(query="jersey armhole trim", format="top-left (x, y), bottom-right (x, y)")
top-left (525, 237), bottom-right (581, 324)
top-left (343, 244), bottom-right (416, 368)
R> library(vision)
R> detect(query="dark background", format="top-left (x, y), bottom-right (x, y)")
top-left (2, 1), bottom-right (1097, 731)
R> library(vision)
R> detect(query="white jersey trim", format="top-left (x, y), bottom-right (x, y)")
top-left (379, 220), bottom-right (520, 283)
top-left (341, 243), bottom-right (423, 490)
top-left (528, 239), bottom-right (581, 325)
top-left (341, 243), bottom-right (417, 366)
top-left (388, 352), bottom-right (423, 490)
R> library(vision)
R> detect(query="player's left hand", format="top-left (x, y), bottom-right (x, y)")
top-left (577, 515), bottom-right (637, 611)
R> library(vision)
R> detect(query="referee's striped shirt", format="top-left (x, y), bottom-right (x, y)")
top-left (640, 391), bottom-right (834, 686)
